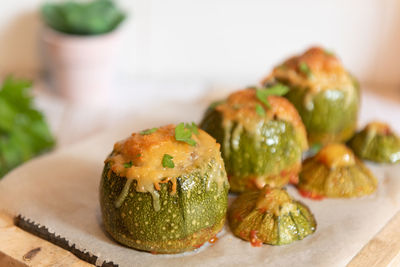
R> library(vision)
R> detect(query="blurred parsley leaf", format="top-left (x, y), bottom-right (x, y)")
top-left (255, 104), bottom-right (265, 116)
top-left (299, 62), bottom-right (312, 78)
top-left (0, 77), bottom-right (55, 178)
top-left (140, 127), bottom-right (158, 135)
top-left (186, 122), bottom-right (199, 135)
top-left (162, 154), bottom-right (174, 168)
top-left (175, 122), bottom-right (197, 146)
top-left (123, 161), bottom-right (133, 168)
top-left (255, 83), bottom-right (290, 109)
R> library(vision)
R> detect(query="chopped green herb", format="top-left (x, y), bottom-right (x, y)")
top-left (162, 154), bottom-right (174, 168)
top-left (324, 49), bottom-right (335, 56)
top-left (255, 104), bottom-right (265, 116)
top-left (175, 122), bottom-right (197, 146)
top-left (255, 84), bottom-right (290, 109)
top-left (256, 89), bottom-right (271, 108)
top-left (140, 127), bottom-right (158, 135)
top-left (186, 122), bottom-right (199, 135)
top-left (123, 161), bottom-right (133, 168)
top-left (265, 83), bottom-right (290, 96)
top-left (299, 62), bottom-right (312, 78)
top-left (136, 153), bottom-right (142, 158)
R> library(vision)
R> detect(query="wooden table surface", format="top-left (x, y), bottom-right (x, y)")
top-left (0, 82), bottom-right (399, 266)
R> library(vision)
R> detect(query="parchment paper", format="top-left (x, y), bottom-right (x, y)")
top-left (0, 91), bottom-right (399, 267)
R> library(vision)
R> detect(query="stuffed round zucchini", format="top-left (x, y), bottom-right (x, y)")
top-left (100, 124), bottom-right (229, 254)
top-left (200, 87), bottom-right (308, 192)
top-left (348, 121), bottom-right (400, 164)
top-left (298, 143), bottom-right (377, 199)
top-left (229, 185), bottom-right (316, 246)
top-left (262, 46), bottom-right (360, 146)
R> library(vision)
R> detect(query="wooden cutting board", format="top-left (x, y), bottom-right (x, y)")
top-left (0, 211), bottom-right (399, 266)
top-left (0, 212), bottom-right (92, 266)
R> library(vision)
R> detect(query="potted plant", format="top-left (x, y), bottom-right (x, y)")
top-left (41, 0), bottom-right (126, 105)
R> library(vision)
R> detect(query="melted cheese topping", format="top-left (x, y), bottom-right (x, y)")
top-left (216, 89), bottom-right (308, 150)
top-left (316, 143), bottom-right (356, 169)
top-left (365, 121), bottom-right (391, 136)
top-left (263, 47), bottom-right (356, 107)
top-left (105, 125), bottom-right (226, 210)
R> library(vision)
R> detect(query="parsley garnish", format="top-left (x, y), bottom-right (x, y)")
top-left (140, 127), bottom-right (158, 135)
top-left (187, 122), bottom-right (199, 135)
top-left (255, 84), bottom-right (290, 109)
top-left (255, 104), bottom-right (265, 116)
top-left (299, 62), bottom-right (312, 78)
top-left (162, 154), bottom-right (174, 168)
top-left (123, 161), bottom-right (133, 168)
top-left (324, 49), bottom-right (335, 56)
top-left (175, 122), bottom-right (197, 146)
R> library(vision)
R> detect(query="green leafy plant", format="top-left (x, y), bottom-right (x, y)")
top-left (41, 0), bottom-right (125, 35)
top-left (0, 77), bottom-right (55, 178)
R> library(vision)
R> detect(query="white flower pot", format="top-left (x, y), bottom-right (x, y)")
top-left (41, 27), bottom-right (121, 106)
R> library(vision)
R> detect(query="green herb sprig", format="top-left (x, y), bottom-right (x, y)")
top-left (174, 122), bottom-right (198, 146)
top-left (123, 161), bottom-right (133, 168)
top-left (324, 49), bottom-right (335, 56)
top-left (299, 62), bottom-right (312, 78)
top-left (186, 122), bottom-right (199, 135)
top-left (162, 154), bottom-right (174, 168)
top-left (140, 128), bottom-right (158, 135)
top-left (254, 84), bottom-right (290, 116)
top-left (255, 104), bottom-right (265, 116)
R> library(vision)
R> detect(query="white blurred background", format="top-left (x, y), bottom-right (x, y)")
top-left (1, 0), bottom-right (400, 88)
top-left (1, 0), bottom-right (400, 147)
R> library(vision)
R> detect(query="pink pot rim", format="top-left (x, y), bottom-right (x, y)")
top-left (42, 25), bottom-right (122, 44)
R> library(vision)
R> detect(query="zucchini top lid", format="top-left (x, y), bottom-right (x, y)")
top-left (255, 186), bottom-right (295, 216)
top-left (365, 121), bottom-right (393, 136)
top-left (264, 46), bottom-right (355, 95)
top-left (315, 143), bottom-right (356, 169)
top-left (105, 124), bottom-right (225, 195)
top-left (229, 185), bottom-right (316, 246)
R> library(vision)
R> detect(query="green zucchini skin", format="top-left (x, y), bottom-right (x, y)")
top-left (298, 155), bottom-right (377, 198)
top-left (282, 82), bottom-right (359, 146)
top-left (100, 160), bottom-right (229, 254)
top-left (228, 187), bottom-right (316, 246)
top-left (200, 109), bottom-right (303, 192)
top-left (348, 127), bottom-right (400, 164)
